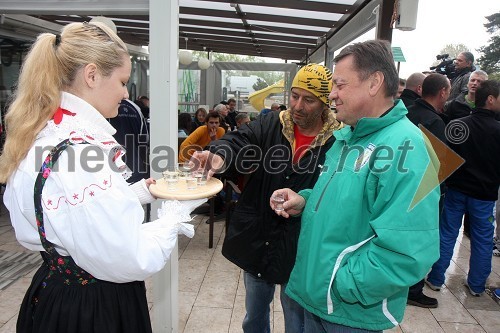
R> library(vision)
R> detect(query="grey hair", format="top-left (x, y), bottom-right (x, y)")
top-left (214, 104), bottom-right (227, 113)
top-left (469, 69), bottom-right (488, 81)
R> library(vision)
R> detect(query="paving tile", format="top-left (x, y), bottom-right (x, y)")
top-left (446, 275), bottom-right (499, 311)
top-left (208, 245), bottom-right (240, 274)
top-left (273, 285), bottom-right (283, 313)
top-left (428, 287), bottom-right (477, 324)
top-left (0, 312), bottom-right (17, 333)
top-left (0, 277), bottom-right (30, 325)
top-left (400, 305), bottom-right (445, 333)
top-left (0, 232), bottom-right (17, 244)
top-left (179, 291), bottom-right (197, 333)
top-left (179, 258), bottom-right (209, 293)
top-left (272, 309), bottom-right (284, 333)
top-left (228, 294), bottom-right (245, 333)
top-left (439, 322), bottom-right (486, 333)
top-left (236, 270), bottom-right (245, 296)
top-left (468, 309), bottom-right (500, 333)
top-left (183, 306), bottom-right (232, 333)
top-left (194, 268), bottom-right (239, 308)
top-left (385, 325), bottom-right (403, 332)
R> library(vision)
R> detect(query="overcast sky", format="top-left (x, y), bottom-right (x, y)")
top-left (387, 0), bottom-right (497, 78)
top-left (263, 0), bottom-right (497, 79)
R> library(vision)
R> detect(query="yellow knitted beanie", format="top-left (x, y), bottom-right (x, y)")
top-left (291, 64), bottom-right (333, 105)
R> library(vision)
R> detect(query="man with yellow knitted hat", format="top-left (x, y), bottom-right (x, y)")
top-left (191, 64), bottom-right (342, 333)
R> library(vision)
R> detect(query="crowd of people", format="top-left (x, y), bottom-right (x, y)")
top-left (0, 20), bottom-right (499, 333)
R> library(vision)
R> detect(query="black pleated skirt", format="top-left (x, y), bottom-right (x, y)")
top-left (17, 262), bottom-right (152, 333)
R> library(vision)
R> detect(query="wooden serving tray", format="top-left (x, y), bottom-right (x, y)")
top-left (150, 177), bottom-right (223, 200)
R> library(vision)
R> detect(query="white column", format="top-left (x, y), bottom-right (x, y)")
top-left (150, 0), bottom-right (179, 332)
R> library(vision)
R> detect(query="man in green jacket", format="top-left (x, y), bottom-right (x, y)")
top-left (271, 40), bottom-right (441, 332)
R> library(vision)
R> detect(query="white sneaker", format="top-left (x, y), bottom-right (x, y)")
top-left (424, 278), bottom-right (442, 291)
top-left (464, 279), bottom-right (482, 297)
top-left (493, 245), bottom-right (500, 257)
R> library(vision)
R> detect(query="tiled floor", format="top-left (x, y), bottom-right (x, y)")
top-left (1, 206), bottom-right (500, 333)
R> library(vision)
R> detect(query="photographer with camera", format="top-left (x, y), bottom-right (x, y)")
top-left (448, 52), bottom-right (475, 101)
top-left (430, 54), bottom-right (455, 80)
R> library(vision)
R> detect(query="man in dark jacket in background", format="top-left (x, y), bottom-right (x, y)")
top-left (109, 99), bottom-right (149, 184)
top-left (191, 64), bottom-right (342, 333)
top-left (226, 98), bottom-right (238, 131)
top-left (407, 73), bottom-right (450, 143)
top-left (406, 73), bottom-right (450, 308)
top-left (400, 72), bottom-right (426, 108)
top-left (427, 80), bottom-right (500, 297)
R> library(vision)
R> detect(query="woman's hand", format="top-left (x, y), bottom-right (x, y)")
top-left (144, 177), bottom-right (156, 188)
top-left (270, 188), bottom-right (306, 218)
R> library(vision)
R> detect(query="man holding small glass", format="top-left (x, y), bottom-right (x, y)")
top-left (191, 64), bottom-right (342, 333)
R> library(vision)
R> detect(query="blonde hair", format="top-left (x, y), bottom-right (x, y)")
top-left (0, 22), bottom-right (129, 182)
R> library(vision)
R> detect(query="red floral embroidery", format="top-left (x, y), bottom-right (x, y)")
top-left (42, 175), bottom-right (112, 210)
top-left (42, 168), bottom-right (51, 179)
top-left (57, 258), bottom-right (64, 265)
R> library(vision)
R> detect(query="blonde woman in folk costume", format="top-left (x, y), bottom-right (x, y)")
top-left (0, 22), bottom-right (203, 333)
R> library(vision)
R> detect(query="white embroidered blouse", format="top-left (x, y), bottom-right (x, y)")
top-left (4, 92), bottom-right (186, 283)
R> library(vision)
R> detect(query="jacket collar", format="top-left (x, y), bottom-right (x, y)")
top-left (414, 98), bottom-right (441, 116)
top-left (279, 109), bottom-right (343, 149)
top-left (335, 100), bottom-right (407, 142)
top-left (400, 89), bottom-right (420, 101)
top-left (472, 108), bottom-right (498, 118)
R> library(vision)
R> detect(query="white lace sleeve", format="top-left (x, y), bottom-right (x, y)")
top-left (129, 179), bottom-right (156, 205)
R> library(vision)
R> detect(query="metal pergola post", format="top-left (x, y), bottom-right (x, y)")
top-left (150, 0), bottom-right (179, 332)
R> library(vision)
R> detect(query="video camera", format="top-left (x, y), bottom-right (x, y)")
top-left (430, 54), bottom-right (456, 80)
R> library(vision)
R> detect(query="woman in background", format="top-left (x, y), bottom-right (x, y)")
top-left (192, 107), bottom-right (207, 130)
top-left (178, 112), bottom-right (193, 137)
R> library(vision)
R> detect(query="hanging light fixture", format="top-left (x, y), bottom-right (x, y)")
top-left (198, 57), bottom-right (211, 70)
top-left (198, 46), bottom-right (211, 70)
top-left (179, 37), bottom-right (193, 65)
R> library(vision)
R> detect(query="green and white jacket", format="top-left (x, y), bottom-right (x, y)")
top-left (286, 101), bottom-right (440, 331)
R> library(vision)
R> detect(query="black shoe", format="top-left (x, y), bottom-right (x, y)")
top-left (205, 209), bottom-right (226, 223)
top-left (192, 204), bottom-right (210, 215)
top-left (407, 293), bottom-right (438, 308)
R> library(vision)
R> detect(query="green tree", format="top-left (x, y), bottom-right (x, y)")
top-left (477, 12), bottom-right (500, 80)
top-left (254, 71), bottom-right (284, 86)
top-left (432, 43), bottom-right (469, 67)
top-left (192, 51), bottom-right (285, 89)
top-left (192, 51), bottom-right (268, 86)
